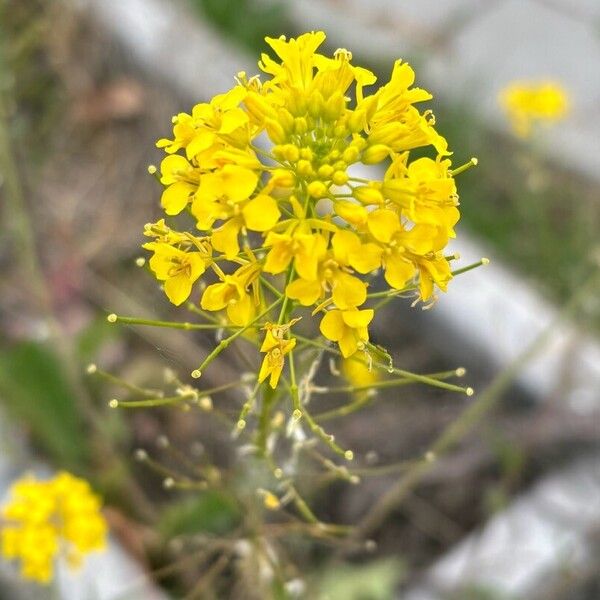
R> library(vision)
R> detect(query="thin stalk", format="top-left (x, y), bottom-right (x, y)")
top-left (351, 268), bottom-right (600, 541)
top-left (295, 336), bottom-right (472, 395)
top-left (107, 315), bottom-right (246, 331)
top-left (191, 298), bottom-right (283, 378)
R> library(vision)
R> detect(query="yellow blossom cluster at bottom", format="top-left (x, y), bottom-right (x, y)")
top-left (1, 471), bottom-right (107, 584)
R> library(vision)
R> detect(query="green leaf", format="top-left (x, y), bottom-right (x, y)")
top-left (0, 341), bottom-right (89, 469)
top-left (316, 558), bottom-right (405, 600)
top-left (158, 490), bottom-right (241, 539)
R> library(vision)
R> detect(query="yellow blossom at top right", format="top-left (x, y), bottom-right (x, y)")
top-left (499, 80), bottom-right (570, 137)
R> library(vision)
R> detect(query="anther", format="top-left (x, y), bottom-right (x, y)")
top-left (455, 367), bottom-right (466, 377)
top-left (108, 399), bottom-right (119, 408)
top-left (135, 257), bottom-right (146, 267)
top-left (466, 387), bottom-right (475, 396)
top-left (191, 370), bottom-right (202, 379)
top-left (107, 313), bottom-right (118, 323)
top-left (292, 409), bottom-right (302, 421)
top-left (163, 477), bottom-right (175, 489)
top-left (481, 257), bottom-right (490, 265)
top-left (86, 363), bottom-right (97, 374)
top-left (344, 450), bottom-right (354, 461)
top-left (147, 164), bottom-right (157, 175)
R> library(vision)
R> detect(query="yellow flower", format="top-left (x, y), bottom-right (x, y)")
top-left (500, 81), bottom-right (569, 137)
top-left (210, 194), bottom-right (281, 259)
top-left (143, 219), bottom-right (187, 245)
top-left (200, 263), bottom-right (260, 326)
top-left (1, 472), bottom-right (107, 584)
top-left (157, 86), bottom-right (250, 158)
top-left (147, 243), bottom-right (207, 305)
top-left (144, 30), bottom-right (469, 373)
top-left (159, 154), bottom-right (200, 215)
top-left (320, 308), bottom-right (374, 358)
top-left (383, 155), bottom-right (460, 236)
top-left (286, 255), bottom-right (367, 310)
top-left (192, 164), bottom-right (259, 229)
top-left (263, 229), bottom-right (328, 280)
top-left (258, 320), bottom-right (300, 388)
top-left (260, 31), bottom-right (327, 90)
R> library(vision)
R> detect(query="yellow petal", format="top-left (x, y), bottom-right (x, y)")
top-left (338, 331), bottom-right (358, 358)
top-left (164, 273), bottom-right (193, 306)
top-left (148, 244), bottom-right (183, 280)
top-left (332, 230), bottom-right (360, 265)
top-left (269, 357), bottom-right (285, 388)
top-left (220, 165), bottom-right (258, 202)
top-left (319, 310), bottom-right (345, 342)
top-left (219, 107), bottom-right (249, 134)
top-left (384, 257), bottom-right (415, 289)
top-left (258, 355), bottom-right (272, 384)
top-left (341, 309), bottom-right (374, 329)
top-left (264, 242), bottom-right (293, 275)
top-left (201, 282), bottom-right (230, 311)
top-left (260, 330), bottom-right (279, 352)
top-left (349, 243), bottom-right (382, 274)
top-left (227, 293), bottom-right (255, 326)
top-left (332, 273), bottom-right (366, 309)
top-left (186, 131), bottom-right (215, 159)
top-left (191, 196), bottom-right (218, 230)
top-left (159, 155), bottom-right (192, 185)
top-left (295, 234), bottom-right (327, 280)
top-left (334, 201), bottom-right (368, 227)
top-left (211, 218), bottom-right (242, 259)
top-left (286, 278), bottom-right (322, 306)
top-left (187, 253), bottom-right (207, 281)
top-left (161, 182), bottom-right (195, 215)
top-left (367, 209), bottom-right (400, 243)
top-left (242, 195), bottom-right (281, 231)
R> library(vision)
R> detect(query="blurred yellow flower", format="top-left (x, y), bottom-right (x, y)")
top-left (1, 472), bottom-right (107, 584)
top-left (500, 81), bottom-right (569, 137)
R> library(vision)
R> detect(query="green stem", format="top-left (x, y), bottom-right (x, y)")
top-left (289, 351), bottom-right (351, 459)
top-left (257, 384), bottom-right (276, 454)
top-left (111, 393), bottom-right (196, 408)
top-left (351, 268), bottom-right (600, 541)
top-left (191, 298), bottom-right (283, 378)
top-left (108, 314), bottom-right (245, 331)
top-left (295, 336), bottom-right (472, 395)
top-left (314, 370), bottom-right (459, 421)
top-left (277, 266), bottom-right (296, 324)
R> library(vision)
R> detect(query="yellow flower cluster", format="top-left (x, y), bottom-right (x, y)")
top-left (144, 31), bottom-right (464, 384)
top-left (1, 472), bottom-right (107, 584)
top-left (500, 80), bottom-right (569, 137)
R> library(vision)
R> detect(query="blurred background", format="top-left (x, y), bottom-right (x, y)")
top-left (0, 0), bottom-right (599, 598)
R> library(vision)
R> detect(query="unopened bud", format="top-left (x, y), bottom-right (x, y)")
top-left (362, 144), bottom-right (390, 164)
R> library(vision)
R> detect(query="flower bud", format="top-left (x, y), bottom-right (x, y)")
top-left (276, 108), bottom-right (295, 133)
top-left (307, 181), bottom-right (328, 198)
top-left (362, 144), bottom-right (390, 164)
top-left (265, 118), bottom-right (287, 144)
top-left (353, 185), bottom-right (384, 205)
